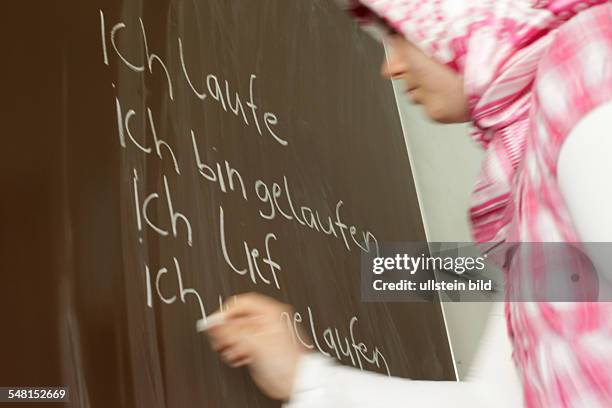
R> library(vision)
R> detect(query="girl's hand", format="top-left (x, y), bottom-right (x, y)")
top-left (205, 293), bottom-right (306, 401)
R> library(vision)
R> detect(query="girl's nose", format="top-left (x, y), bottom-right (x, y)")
top-left (381, 51), bottom-right (406, 80)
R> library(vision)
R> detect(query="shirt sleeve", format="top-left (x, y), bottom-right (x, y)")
top-left (283, 304), bottom-right (523, 408)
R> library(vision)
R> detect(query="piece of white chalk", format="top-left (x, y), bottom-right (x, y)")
top-left (196, 313), bottom-right (226, 332)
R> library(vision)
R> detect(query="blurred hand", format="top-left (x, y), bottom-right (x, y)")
top-left (205, 293), bottom-right (306, 401)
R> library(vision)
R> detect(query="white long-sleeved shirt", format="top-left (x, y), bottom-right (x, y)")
top-left (284, 303), bottom-right (524, 407)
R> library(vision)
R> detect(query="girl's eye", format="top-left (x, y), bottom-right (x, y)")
top-left (387, 23), bottom-right (400, 35)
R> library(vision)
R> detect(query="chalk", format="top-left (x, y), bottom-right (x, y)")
top-left (196, 313), bottom-right (226, 333)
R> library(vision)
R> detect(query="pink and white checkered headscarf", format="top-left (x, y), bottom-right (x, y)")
top-left (340, 0), bottom-right (610, 243)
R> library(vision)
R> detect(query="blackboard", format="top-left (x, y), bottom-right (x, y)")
top-left (0, 1), bottom-right (454, 407)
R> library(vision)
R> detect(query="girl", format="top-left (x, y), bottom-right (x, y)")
top-left (206, 1), bottom-right (612, 406)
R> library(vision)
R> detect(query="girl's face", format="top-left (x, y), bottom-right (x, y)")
top-left (382, 34), bottom-right (470, 124)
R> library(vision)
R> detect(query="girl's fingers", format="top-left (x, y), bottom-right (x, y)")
top-left (208, 316), bottom-right (261, 353)
top-left (204, 294), bottom-right (292, 369)
top-left (222, 293), bottom-right (283, 320)
top-left (221, 343), bottom-right (253, 367)
top-left (206, 293), bottom-right (279, 328)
